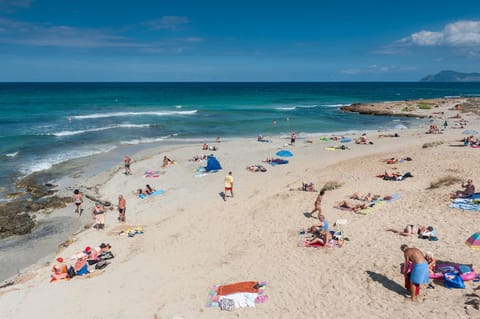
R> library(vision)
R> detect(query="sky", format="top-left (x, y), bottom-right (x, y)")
top-left (1, 0), bottom-right (480, 81)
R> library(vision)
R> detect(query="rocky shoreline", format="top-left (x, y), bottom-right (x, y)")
top-left (340, 97), bottom-right (472, 118)
top-left (0, 173), bottom-right (70, 239)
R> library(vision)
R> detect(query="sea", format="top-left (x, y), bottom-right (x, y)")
top-left (2, 82), bottom-right (480, 200)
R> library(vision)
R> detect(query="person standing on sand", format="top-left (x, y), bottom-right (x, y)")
top-left (290, 132), bottom-right (296, 145)
top-left (124, 155), bottom-right (131, 175)
top-left (72, 189), bottom-right (83, 217)
top-left (118, 195), bottom-right (126, 222)
top-left (310, 189), bottom-right (325, 218)
top-left (224, 171), bottom-right (234, 200)
top-left (92, 202), bottom-right (105, 230)
top-left (401, 244), bottom-right (429, 301)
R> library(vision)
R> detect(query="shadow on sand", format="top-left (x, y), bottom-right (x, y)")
top-left (366, 270), bottom-right (406, 296)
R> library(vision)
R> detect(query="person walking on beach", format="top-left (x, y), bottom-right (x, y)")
top-left (118, 195), bottom-right (126, 222)
top-left (224, 171), bottom-right (234, 200)
top-left (401, 244), bottom-right (429, 302)
top-left (310, 189), bottom-right (325, 218)
top-left (290, 132), bottom-right (297, 145)
top-left (72, 189), bottom-right (83, 217)
top-left (124, 155), bottom-right (131, 175)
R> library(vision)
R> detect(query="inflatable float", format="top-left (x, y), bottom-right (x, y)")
top-left (430, 263), bottom-right (476, 281)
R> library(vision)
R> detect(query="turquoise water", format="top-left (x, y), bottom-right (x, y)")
top-left (1, 82), bottom-right (480, 198)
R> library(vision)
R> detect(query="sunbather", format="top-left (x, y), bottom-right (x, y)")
top-left (290, 182), bottom-right (317, 192)
top-left (308, 230), bottom-right (332, 246)
top-left (349, 192), bottom-right (380, 202)
top-left (385, 224), bottom-right (430, 237)
top-left (382, 170), bottom-right (413, 181)
top-left (51, 257), bottom-right (68, 282)
top-left (334, 200), bottom-right (367, 213)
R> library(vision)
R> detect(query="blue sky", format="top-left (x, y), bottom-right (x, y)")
top-left (1, 0), bottom-right (480, 81)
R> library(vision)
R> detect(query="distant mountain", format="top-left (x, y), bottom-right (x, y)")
top-left (420, 70), bottom-right (480, 82)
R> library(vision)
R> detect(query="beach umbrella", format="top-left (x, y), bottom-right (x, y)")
top-left (462, 129), bottom-right (479, 135)
top-left (465, 231), bottom-right (480, 249)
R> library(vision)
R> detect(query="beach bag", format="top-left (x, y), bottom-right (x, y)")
top-left (219, 298), bottom-right (235, 311)
top-left (444, 272), bottom-right (465, 289)
top-left (333, 230), bottom-right (343, 240)
top-left (67, 266), bottom-right (76, 278)
top-left (95, 260), bottom-right (109, 270)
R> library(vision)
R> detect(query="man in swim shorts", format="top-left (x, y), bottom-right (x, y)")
top-left (118, 195), bottom-right (126, 222)
top-left (124, 155), bottom-right (131, 175)
top-left (401, 244), bottom-right (429, 301)
top-left (224, 171), bottom-right (234, 200)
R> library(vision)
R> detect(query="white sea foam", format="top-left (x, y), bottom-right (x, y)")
top-left (275, 107), bottom-right (296, 111)
top-left (71, 110), bottom-right (197, 120)
top-left (323, 104), bottom-right (350, 108)
top-left (5, 152), bottom-right (18, 157)
top-left (394, 124), bottom-right (408, 130)
top-left (175, 105), bottom-right (183, 108)
top-left (297, 105), bottom-right (318, 108)
top-left (120, 135), bottom-right (171, 145)
top-left (51, 124), bottom-right (150, 136)
top-left (22, 146), bottom-right (116, 174)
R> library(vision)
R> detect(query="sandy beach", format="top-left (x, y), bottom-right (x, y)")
top-left (1, 99), bottom-right (479, 319)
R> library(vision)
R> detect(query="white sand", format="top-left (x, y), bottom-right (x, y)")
top-left (1, 100), bottom-right (479, 319)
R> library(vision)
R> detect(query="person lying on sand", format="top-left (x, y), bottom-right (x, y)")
top-left (308, 230), bottom-right (332, 246)
top-left (246, 165), bottom-right (267, 172)
top-left (162, 156), bottom-right (174, 167)
top-left (385, 224), bottom-right (434, 237)
top-left (382, 157), bottom-right (412, 164)
top-left (378, 133), bottom-right (399, 138)
top-left (450, 179), bottom-right (475, 198)
top-left (290, 182), bottom-right (317, 192)
top-left (334, 200), bottom-right (367, 213)
top-left (381, 170), bottom-right (413, 181)
top-left (349, 192), bottom-right (380, 202)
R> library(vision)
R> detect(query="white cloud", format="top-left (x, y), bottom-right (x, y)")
top-left (142, 16), bottom-right (189, 31)
top-left (341, 65), bottom-right (416, 75)
top-left (403, 20), bottom-right (480, 47)
top-left (0, 18), bottom-right (201, 53)
top-left (0, 0), bottom-right (32, 10)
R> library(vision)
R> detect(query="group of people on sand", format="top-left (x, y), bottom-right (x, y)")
top-left (51, 243), bottom-right (113, 282)
top-left (202, 143), bottom-right (218, 151)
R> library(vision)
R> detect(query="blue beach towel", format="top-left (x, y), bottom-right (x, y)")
top-left (275, 150), bottom-right (293, 157)
top-left (449, 193), bottom-right (480, 211)
top-left (139, 189), bottom-right (164, 199)
top-left (340, 137), bottom-right (352, 143)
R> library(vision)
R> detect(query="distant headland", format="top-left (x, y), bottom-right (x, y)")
top-left (420, 70), bottom-right (480, 82)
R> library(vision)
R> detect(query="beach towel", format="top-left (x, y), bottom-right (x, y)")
top-left (266, 158), bottom-right (288, 166)
top-left (217, 281), bottom-right (259, 295)
top-left (340, 137), bottom-right (352, 143)
top-left (139, 189), bottom-right (164, 199)
top-left (144, 170), bottom-right (165, 178)
top-left (275, 150), bottom-right (293, 157)
top-left (206, 282), bottom-right (267, 308)
top-left (449, 193), bottom-right (480, 211)
top-left (410, 262), bottom-right (430, 284)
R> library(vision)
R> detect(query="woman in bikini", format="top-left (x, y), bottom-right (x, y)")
top-left (72, 189), bottom-right (83, 217)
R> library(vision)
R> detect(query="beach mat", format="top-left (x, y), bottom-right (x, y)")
top-left (139, 189), bottom-right (164, 199)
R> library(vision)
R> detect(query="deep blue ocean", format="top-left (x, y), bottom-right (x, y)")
top-left (1, 82), bottom-right (480, 199)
